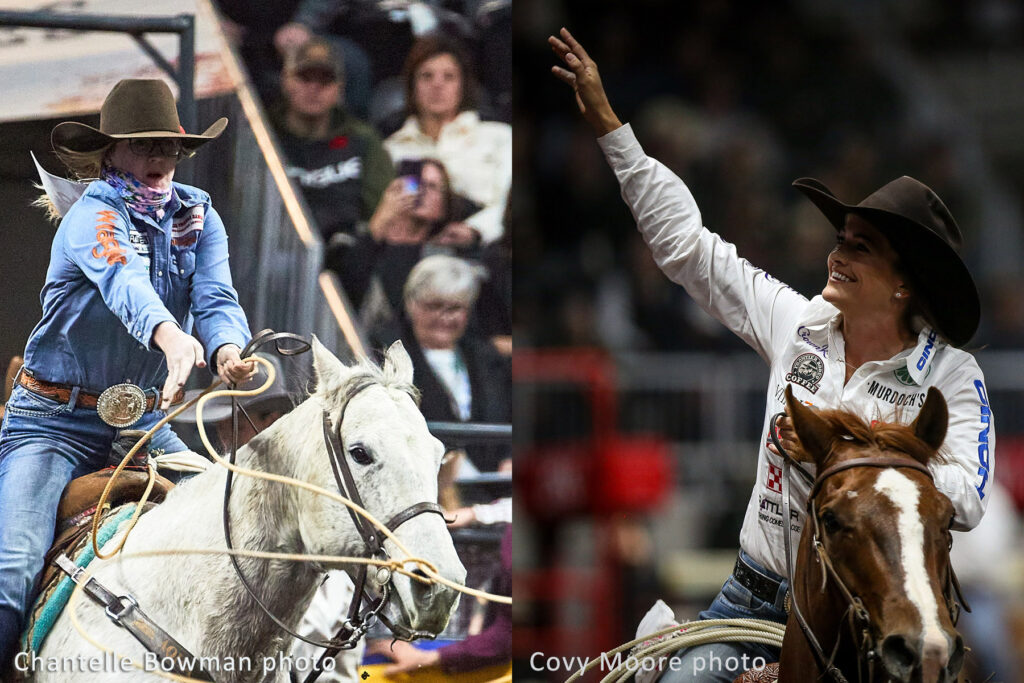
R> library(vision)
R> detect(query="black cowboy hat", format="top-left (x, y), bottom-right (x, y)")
top-left (51, 79), bottom-right (227, 153)
top-left (793, 176), bottom-right (980, 347)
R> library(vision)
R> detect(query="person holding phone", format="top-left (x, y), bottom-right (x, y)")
top-left (384, 34), bottom-right (511, 246)
top-left (332, 158), bottom-right (453, 317)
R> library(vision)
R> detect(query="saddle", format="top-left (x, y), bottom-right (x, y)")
top-left (15, 432), bottom-right (176, 666)
top-left (35, 431), bottom-right (175, 611)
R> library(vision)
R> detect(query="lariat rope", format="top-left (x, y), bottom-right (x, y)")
top-left (66, 354), bottom-right (508, 681)
top-left (560, 618), bottom-right (786, 683)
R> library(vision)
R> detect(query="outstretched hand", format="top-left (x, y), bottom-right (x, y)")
top-left (548, 27), bottom-right (623, 136)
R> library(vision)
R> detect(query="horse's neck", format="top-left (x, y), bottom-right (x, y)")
top-left (789, 531), bottom-right (862, 677)
top-left (123, 400), bottom-right (357, 663)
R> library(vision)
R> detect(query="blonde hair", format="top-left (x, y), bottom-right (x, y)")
top-left (33, 143), bottom-right (114, 222)
top-left (54, 143), bottom-right (113, 181)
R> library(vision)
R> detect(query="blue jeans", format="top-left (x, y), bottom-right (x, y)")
top-left (658, 551), bottom-right (788, 683)
top-left (0, 384), bottom-right (187, 665)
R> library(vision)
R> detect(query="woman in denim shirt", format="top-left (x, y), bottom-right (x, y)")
top-left (0, 79), bottom-right (253, 667)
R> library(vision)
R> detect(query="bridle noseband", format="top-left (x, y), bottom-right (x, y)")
top-left (770, 412), bottom-right (967, 683)
top-left (222, 331), bottom-right (450, 683)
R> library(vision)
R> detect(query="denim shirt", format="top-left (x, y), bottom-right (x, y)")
top-left (22, 179), bottom-right (251, 392)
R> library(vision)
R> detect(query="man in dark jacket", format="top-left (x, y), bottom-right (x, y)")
top-left (270, 39), bottom-right (393, 247)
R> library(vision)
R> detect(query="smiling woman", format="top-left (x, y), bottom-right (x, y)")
top-left (548, 26), bottom-right (995, 682)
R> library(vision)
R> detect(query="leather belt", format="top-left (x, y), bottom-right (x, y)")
top-left (17, 371), bottom-right (184, 412)
top-left (733, 553), bottom-right (785, 605)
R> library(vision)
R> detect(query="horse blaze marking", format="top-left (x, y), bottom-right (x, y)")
top-left (92, 210), bottom-right (127, 266)
top-left (873, 470), bottom-right (948, 664)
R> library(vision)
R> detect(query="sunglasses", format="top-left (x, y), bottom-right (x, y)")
top-left (295, 69), bottom-right (338, 86)
top-left (128, 138), bottom-right (192, 159)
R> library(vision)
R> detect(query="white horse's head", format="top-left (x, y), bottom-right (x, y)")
top-left (295, 337), bottom-right (465, 637)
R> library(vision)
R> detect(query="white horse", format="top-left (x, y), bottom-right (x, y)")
top-left (30, 339), bottom-right (466, 682)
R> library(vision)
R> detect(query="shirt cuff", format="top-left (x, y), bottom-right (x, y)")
top-left (597, 123), bottom-right (645, 168)
top-left (141, 313), bottom-right (180, 353)
top-left (203, 330), bottom-right (249, 368)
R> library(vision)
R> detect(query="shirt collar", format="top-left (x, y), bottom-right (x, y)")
top-left (906, 327), bottom-right (940, 384)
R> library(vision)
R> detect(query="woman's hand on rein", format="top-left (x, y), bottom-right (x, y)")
top-left (548, 27), bottom-right (623, 137)
top-left (766, 414), bottom-right (799, 457)
top-left (216, 344), bottom-right (256, 387)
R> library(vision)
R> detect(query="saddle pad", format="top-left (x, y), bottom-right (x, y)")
top-left (19, 503), bottom-right (139, 656)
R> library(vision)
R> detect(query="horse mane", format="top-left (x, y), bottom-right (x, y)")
top-left (332, 357), bottom-right (422, 407)
top-left (817, 409), bottom-right (947, 467)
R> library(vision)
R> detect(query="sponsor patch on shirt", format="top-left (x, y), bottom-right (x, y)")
top-left (92, 209), bottom-right (127, 266)
top-left (765, 463), bottom-right (783, 494)
top-left (758, 494), bottom-right (802, 534)
top-left (797, 325), bottom-right (829, 358)
top-left (975, 379), bottom-right (991, 499)
top-left (866, 380), bottom-right (927, 408)
top-left (785, 353), bottom-right (824, 394)
top-left (171, 206), bottom-right (204, 248)
top-left (128, 226), bottom-right (150, 274)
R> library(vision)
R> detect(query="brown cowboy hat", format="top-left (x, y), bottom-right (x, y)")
top-left (793, 176), bottom-right (980, 347)
top-left (51, 79), bottom-right (227, 153)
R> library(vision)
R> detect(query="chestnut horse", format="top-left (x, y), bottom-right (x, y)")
top-left (777, 385), bottom-right (965, 683)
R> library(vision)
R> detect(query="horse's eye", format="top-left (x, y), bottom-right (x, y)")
top-left (821, 508), bottom-right (842, 534)
top-left (349, 445), bottom-right (373, 465)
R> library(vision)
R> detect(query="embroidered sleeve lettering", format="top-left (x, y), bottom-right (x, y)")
top-left (92, 210), bottom-right (127, 266)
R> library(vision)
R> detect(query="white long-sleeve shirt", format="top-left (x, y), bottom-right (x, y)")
top-left (599, 124), bottom-right (994, 576)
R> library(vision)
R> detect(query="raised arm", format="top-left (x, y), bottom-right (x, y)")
top-left (548, 28), bottom-right (623, 137)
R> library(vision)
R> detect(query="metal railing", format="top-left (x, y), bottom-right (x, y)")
top-left (0, 10), bottom-right (197, 132)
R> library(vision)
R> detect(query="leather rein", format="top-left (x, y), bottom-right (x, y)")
top-left (223, 330), bottom-right (448, 683)
top-left (770, 412), bottom-right (969, 683)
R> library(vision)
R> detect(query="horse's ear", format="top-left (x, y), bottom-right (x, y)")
top-left (785, 384), bottom-right (832, 463)
top-left (912, 387), bottom-right (948, 453)
top-left (311, 335), bottom-right (349, 390)
top-left (383, 340), bottom-right (415, 385)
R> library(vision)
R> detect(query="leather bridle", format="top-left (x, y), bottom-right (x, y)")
top-left (222, 331), bottom-right (450, 683)
top-left (770, 412), bottom-right (969, 683)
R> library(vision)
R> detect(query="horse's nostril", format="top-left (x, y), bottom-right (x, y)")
top-left (947, 634), bottom-right (965, 678)
top-left (881, 634), bottom-right (920, 680)
top-left (411, 568), bottom-right (430, 581)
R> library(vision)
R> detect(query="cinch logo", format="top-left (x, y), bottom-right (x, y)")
top-left (916, 329), bottom-right (938, 371)
top-left (974, 380), bottom-right (991, 499)
top-left (92, 210), bottom-right (127, 266)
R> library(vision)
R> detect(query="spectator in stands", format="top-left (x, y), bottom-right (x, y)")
top-left (333, 157), bottom-right (508, 346)
top-left (393, 255), bottom-right (510, 474)
top-left (214, 0), bottom-right (373, 118)
top-left (330, 158), bottom-right (452, 319)
top-left (367, 523), bottom-right (511, 675)
top-left (385, 35), bottom-right (511, 246)
top-left (0, 79), bottom-right (252, 668)
top-left (271, 39), bottom-right (393, 252)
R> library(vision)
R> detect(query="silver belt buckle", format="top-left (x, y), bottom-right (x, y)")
top-left (97, 383), bottom-right (147, 427)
